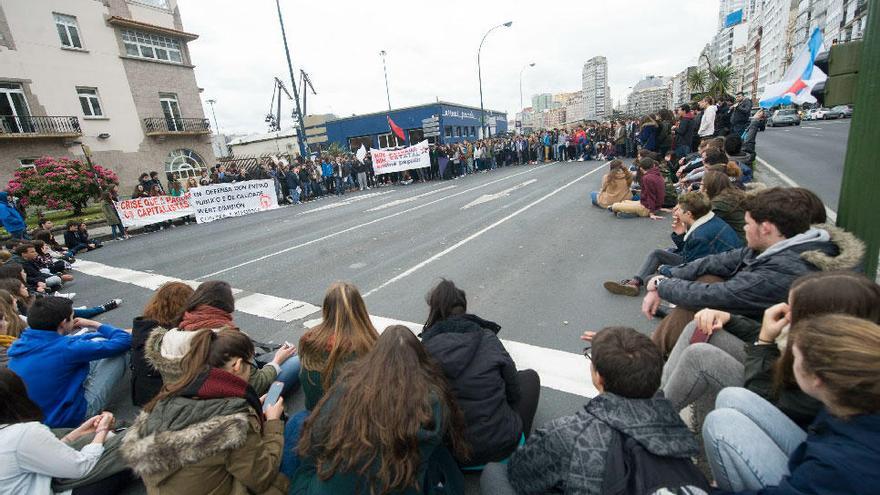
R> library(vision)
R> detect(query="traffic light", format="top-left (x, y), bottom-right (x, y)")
top-left (811, 40), bottom-right (862, 106)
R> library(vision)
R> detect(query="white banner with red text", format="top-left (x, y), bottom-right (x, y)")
top-left (370, 140), bottom-right (431, 175)
top-left (188, 179), bottom-right (279, 224)
top-left (116, 194), bottom-right (194, 228)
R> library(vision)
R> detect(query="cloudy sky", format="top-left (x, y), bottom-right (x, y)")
top-left (178, 0), bottom-right (719, 135)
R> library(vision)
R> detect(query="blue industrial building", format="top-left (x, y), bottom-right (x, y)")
top-left (307, 101), bottom-right (507, 152)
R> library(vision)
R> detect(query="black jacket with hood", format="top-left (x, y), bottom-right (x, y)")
top-left (420, 314), bottom-right (522, 466)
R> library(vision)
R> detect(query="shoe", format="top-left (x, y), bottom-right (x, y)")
top-left (653, 307), bottom-right (669, 319)
top-left (102, 298), bottom-right (123, 311)
top-left (603, 279), bottom-right (641, 297)
top-left (54, 292), bottom-right (77, 300)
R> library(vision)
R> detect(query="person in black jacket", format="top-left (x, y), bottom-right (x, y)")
top-left (9, 243), bottom-right (64, 292)
top-left (673, 105), bottom-right (696, 158)
top-left (419, 279), bottom-right (540, 467)
top-left (730, 91), bottom-right (753, 137)
top-left (63, 221), bottom-right (94, 256)
top-left (129, 281), bottom-right (194, 407)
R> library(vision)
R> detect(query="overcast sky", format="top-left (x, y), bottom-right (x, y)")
top-left (178, 0), bottom-right (719, 135)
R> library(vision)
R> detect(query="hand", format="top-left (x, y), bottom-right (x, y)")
top-left (37, 282), bottom-right (47, 293)
top-left (264, 396), bottom-right (284, 421)
top-left (64, 414), bottom-right (104, 442)
top-left (641, 291), bottom-right (662, 319)
top-left (272, 342), bottom-right (297, 366)
top-left (646, 276), bottom-right (666, 292)
top-left (759, 302), bottom-right (791, 343)
top-left (72, 318), bottom-right (101, 329)
top-left (671, 218), bottom-right (686, 235)
top-left (693, 309), bottom-right (731, 336)
top-left (96, 412), bottom-right (115, 431)
top-left (580, 331), bottom-right (596, 342)
top-left (649, 214), bottom-right (665, 220)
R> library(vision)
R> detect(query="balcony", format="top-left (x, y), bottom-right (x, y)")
top-left (143, 117), bottom-right (211, 136)
top-left (0, 115), bottom-right (82, 139)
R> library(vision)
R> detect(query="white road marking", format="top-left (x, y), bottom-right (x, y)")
top-left (461, 179), bottom-right (537, 210)
top-left (196, 164), bottom-right (552, 280)
top-left (76, 259), bottom-right (596, 397)
top-left (365, 185), bottom-right (456, 212)
top-left (755, 155), bottom-right (837, 222)
top-left (800, 126), bottom-right (822, 129)
top-left (362, 163), bottom-right (606, 298)
top-left (296, 190), bottom-right (395, 215)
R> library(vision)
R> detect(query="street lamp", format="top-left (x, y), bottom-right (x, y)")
top-left (519, 62), bottom-right (536, 112)
top-left (206, 98), bottom-right (221, 135)
top-left (477, 21), bottom-right (512, 138)
top-left (379, 50), bottom-right (392, 111)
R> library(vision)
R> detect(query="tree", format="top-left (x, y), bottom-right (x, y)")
top-left (687, 69), bottom-right (708, 97)
top-left (708, 64), bottom-right (736, 99)
top-left (6, 156), bottom-right (118, 215)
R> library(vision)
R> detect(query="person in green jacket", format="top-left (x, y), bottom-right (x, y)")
top-left (291, 325), bottom-right (469, 495)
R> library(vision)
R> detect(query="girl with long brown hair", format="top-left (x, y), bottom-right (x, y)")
top-left (704, 314), bottom-right (880, 492)
top-left (0, 289), bottom-right (26, 367)
top-left (298, 281), bottom-right (379, 410)
top-left (590, 159), bottom-right (633, 208)
top-left (123, 329), bottom-right (289, 494)
top-left (292, 325), bottom-right (469, 494)
top-left (701, 169), bottom-right (746, 242)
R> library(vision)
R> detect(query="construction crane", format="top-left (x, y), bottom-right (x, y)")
top-left (265, 77), bottom-right (293, 132)
top-left (299, 69), bottom-right (317, 119)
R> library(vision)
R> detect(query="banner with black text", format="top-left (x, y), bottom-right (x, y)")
top-left (189, 180), bottom-right (279, 224)
top-left (370, 140), bottom-right (431, 175)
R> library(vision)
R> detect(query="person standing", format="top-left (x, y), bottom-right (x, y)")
top-left (674, 105), bottom-right (696, 158)
top-left (697, 96), bottom-right (717, 143)
top-left (0, 192), bottom-right (27, 240)
top-left (730, 91), bottom-right (753, 137)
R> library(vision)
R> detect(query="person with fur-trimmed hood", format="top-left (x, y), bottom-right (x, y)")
top-left (122, 329), bottom-right (289, 494)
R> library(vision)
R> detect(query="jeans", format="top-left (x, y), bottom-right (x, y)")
top-left (357, 172), bottom-right (367, 190)
top-left (703, 387), bottom-right (807, 492)
top-left (635, 249), bottom-right (685, 284)
top-left (335, 177), bottom-right (345, 195)
top-left (590, 191), bottom-right (600, 207)
top-left (84, 354), bottom-right (128, 417)
top-left (280, 410), bottom-right (310, 480)
top-left (480, 463), bottom-right (517, 495)
top-left (109, 224), bottom-right (125, 240)
top-left (74, 305), bottom-right (109, 319)
top-left (675, 144), bottom-right (691, 159)
top-left (556, 144), bottom-right (566, 160)
top-left (45, 275), bottom-right (63, 290)
top-left (275, 355), bottom-right (302, 396)
top-left (69, 243), bottom-right (90, 255)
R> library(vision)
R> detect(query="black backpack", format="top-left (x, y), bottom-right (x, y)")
top-left (602, 428), bottom-right (710, 495)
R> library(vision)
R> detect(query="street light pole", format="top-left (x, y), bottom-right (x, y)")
top-left (380, 50), bottom-right (392, 111)
top-left (519, 62), bottom-right (536, 112)
top-left (206, 98), bottom-right (221, 135)
top-left (274, 0), bottom-right (308, 158)
top-left (477, 21), bottom-right (512, 138)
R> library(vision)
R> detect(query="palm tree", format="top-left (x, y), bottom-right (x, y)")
top-left (687, 69), bottom-right (708, 95)
top-left (708, 64), bottom-right (736, 99)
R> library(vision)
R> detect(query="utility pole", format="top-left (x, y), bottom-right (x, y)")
top-left (274, 0), bottom-right (307, 158)
top-left (206, 98), bottom-right (221, 135)
top-left (477, 21), bottom-right (512, 139)
top-left (752, 26), bottom-right (763, 102)
top-left (380, 50), bottom-right (392, 111)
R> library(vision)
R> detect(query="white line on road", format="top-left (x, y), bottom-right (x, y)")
top-left (461, 179), bottom-right (537, 210)
top-left (361, 163), bottom-right (606, 298)
top-left (195, 164), bottom-right (553, 280)
top-left (365, 185), bottom-right (456, 212)
top-left (800, 126), bottom-right (822, 129)
top-left (755, 155), bottom-right (837, 222)
top-left (75, 259), bottom-right (596, 398)
top-left (296, 190), bottom-right (395, 215)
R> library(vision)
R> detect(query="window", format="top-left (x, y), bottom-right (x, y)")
top-left (54, 13), bottom-right (82, 49)
top-left (378, 133), bottom-right (404, 148)
top-left (444, 126), bottom-right (453, 138)
top-left (159, 93), bottom-right (182, 130)
top-left (470, 126), bottom-right (476, 137)
top-left (18, 158), bottom-right (36, 169)
top-left (0, 83), bottom-right (33, 133)
top-left (77, 87), bottom-right (103, 117)
top-left (165, 149), bottom-right (206, 179)
top-left (455, 126), bottom-right (462, 137)
top-left (121, 29), bottom-right (182, 63)
top-left (131, 0), bottom-right (170, 9)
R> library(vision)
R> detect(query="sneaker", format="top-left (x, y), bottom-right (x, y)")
top-left (102, 298), bottom-right (123, 311)
top-left (54, 292), bottom-right (77, 300)
top-left (603, 279), bottom-right (641, 297)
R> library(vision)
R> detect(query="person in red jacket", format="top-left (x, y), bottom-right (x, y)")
top-left (610, 157), bottom-right (665, 218)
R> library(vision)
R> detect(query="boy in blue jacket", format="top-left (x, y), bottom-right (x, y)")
top-left (8, 296), bottom-right (131, 428)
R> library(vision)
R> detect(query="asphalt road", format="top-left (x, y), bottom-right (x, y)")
top-left (755, 118), bottom-right (851, 209)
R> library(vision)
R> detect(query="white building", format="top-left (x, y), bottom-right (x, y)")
top-left (792, 0), bottom-right (868, 52)
top-left (564, 92), bottom-right (586, 124)
top-left (582, 56), bottom-right (610, 121)
top-left (671, 66), bottom-right (698, 108)
top-left (744, 0), bottom-right (799, 98)
top-left (530, 93), bottom-right (553, 112)
top-left (227, 129), bottom-right (300, 157)
top-left (626, 76), bottom-right (672, 117)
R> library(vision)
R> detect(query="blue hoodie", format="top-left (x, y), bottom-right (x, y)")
top-left (8, 324), bottom-right (131, 427)
top-left (0, 191), bottom-right (26, 234)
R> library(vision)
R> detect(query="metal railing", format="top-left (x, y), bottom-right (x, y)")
top-left (0, 115), bottom-right (81, 136)
top-left (143, 117), bottom-right (211, 134)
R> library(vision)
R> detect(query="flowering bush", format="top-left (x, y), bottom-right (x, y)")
top-left (6, 156), bottom-right (118, 214)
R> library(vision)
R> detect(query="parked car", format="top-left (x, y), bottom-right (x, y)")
top-left (767, 109), bottom-right (801, 127)
top-left (812, 107), bottom-right (843, 120)
top-left (750, 107), bottom-right (766, 131)
top-left (832, 105), bottom-right (853, 118)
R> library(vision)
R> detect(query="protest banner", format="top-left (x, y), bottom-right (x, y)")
top-left (188, 179), bottom-right (279, 224)
top-left (116, 194), bottom-right (194, 228)
top-left (370, 140), bottom-right (431, 175)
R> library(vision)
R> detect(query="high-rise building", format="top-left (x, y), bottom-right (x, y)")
top-left (672, 66), bottom-right (698, 107)
top-left (0, 0), bottom-right (215, 186)
top-left (531, 93), bottom-right (553, 113)
top-left (792, 0), bottom-right (868, 53)
top-left (626, 76), bottom-right (672, 117)
top-left (582, 56), bottom-right (610, 121)
top-left (743, 0), bottom-right (799, 98)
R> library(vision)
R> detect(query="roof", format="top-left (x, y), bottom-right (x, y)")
top-left (632, 76), bottom-right (669, 92)
top-left (106, 16), bottom-right (199, 41)
top-left (323, 101), bottom-right (506, 125)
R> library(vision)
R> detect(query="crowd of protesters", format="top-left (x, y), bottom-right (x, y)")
top-left (2, 90), bottom-right (880, 495)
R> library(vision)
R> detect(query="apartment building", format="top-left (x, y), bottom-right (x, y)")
top-left (582, 56), bottom-right (610, 121)
top-left (0, 0), bottom-right (214, 187)
top-left (626, 76), bottom-right (672, 117)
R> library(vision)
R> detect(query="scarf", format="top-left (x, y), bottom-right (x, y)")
top-left (0, 334), bottom-right (15, 347)
top-left (181, 368), bottom-right (263, 428)
top-left (178, 305), bottom-right (238, 331)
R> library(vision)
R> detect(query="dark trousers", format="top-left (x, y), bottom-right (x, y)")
top-left (636, 249), bottom-right (685, 285)
top-left (513, 369), bottom-right (541, 439)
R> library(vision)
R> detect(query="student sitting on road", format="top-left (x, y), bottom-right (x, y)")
top-left (123, 328), bottom-right (290, 495)
top-left (130, 281), bottom-right (195, 407)
top-left (145, 280), bottom-right (299, 397)
top-left (701, 169), bottom-right (747, 243)
top-left (0, 369), bottom-right (134, 495)
top-left (420, 279), bottom-right (540, 467)
top-left (0, 289), bottom-right (26, 368)
top-left (63, 221), bottom-right (96, 256)
top-left (10, 243), bottom-right (69, 293)
top-left (590, 159), bottom-right (632, 208)
top-left (609, 158), bottom-right (665, 218)
top-left (291, 325), bottom-right (470, 494)
top-left (703, 314), bottom-right (880, 493)
top-left (645, 187), bottom-right (864, 357)
top-left (481, 326), bottom-right (705, 494)
top-left (604, 191), bottom-right (741, 297)
top-left (7, 297), bottom-right (131, 428)
top-left (662, 271), bottom-right (880, 430)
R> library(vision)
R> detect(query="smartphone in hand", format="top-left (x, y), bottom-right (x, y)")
top-left (262, 381), bottom-right (284, 413)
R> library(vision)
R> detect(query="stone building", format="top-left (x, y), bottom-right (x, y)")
top-left (0, 0), bottom-right (214, 189)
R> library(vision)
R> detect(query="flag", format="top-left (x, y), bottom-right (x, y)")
top-left (759, 27), bottom-right (827, 108)
top-left (356, 144), bottom-right (367, 163)
top-left (387, 116), bottom-right (406, 143)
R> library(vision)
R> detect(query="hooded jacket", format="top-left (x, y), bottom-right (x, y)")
top-left (420, 314), bottom-right (522, 466)
top-left (9, 253), bottom-right (51, 289)
top-left (0, 191), bottom-right (25, 234)
top-left (122, 369), bottom-right (288, 495)
top-left (711, 192), bottom-right (747, 243)
top-left (668, 212), bottom-right (742, 264)
top-left (131, 317), bottom-right (164, 407)
top-left (639, 166), bottom-right (666, 213)
top-left (674, 114), bottom-right (696, 147)
top-left (657, 224), bottom-right (864, 319)
top-left (508, 393), bottom-right (699, 495)
top-left (596, 169), bottom-right (632, 208)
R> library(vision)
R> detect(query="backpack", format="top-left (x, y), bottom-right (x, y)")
top-left (602, 428), bottom-right (710, 495)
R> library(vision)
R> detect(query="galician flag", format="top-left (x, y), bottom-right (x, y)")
top-left (759, 27), bottom-right (827, 108)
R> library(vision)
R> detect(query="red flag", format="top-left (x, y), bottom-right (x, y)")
top-left (387, 116), bottom-right (406, 142)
